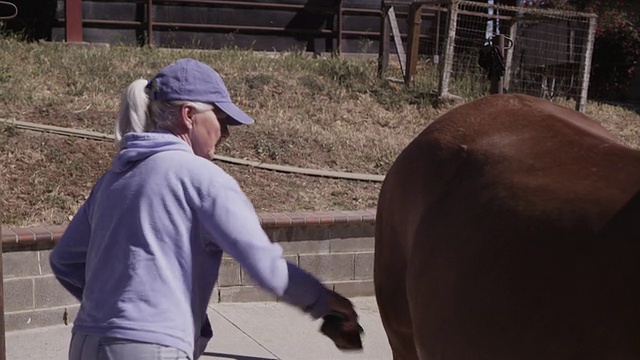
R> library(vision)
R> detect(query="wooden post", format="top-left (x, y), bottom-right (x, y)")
top-left (503, 20), bottom-right (518, 91)
top-left (405, 3), bottom-right (424, 84)
top-left (438, 0), bottom-right (459, 97)
top-left (388, 7), bottom-right (407, 78)
top-left (377, 3), bottom-right (390, 76)
top-left (490, 34), bottom-right (505, 94)
top-left (65, 0), bottom-right (83, 43)
top-left (576, 16), bottom-right (597, 113)
top-left (434, 6), bottom-right (442, 63)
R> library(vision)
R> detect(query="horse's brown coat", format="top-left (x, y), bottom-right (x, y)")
top-left (374, 94), bottom-right (640, 360)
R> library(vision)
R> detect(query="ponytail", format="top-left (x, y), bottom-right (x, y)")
top-left (115, 79), bottom-right (150, 149)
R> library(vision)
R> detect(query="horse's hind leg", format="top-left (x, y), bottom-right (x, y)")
top-left (374, 215), bottom-right (419, 360)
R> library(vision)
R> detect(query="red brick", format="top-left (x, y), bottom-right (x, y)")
top-left (331, 212), bottom-right (349, 223)
top-left (11, 228), bottom-right (35, 244)
top-left (315, 211), bottom-right (336, 224)
top-left (28, 226), bottom-right (54, 242)
top-left (1, 228), bottom-right (17, 244)
top-left (302, 213), bottom-right (322, 225)
top-left (272, 213), bottom-right (292, 227)
top-left (47, 225), bottom-right (67, 241)
top-left (257, 212), bottom-right (277, 227)
top-left (285, 212), bottom-right (306, 226)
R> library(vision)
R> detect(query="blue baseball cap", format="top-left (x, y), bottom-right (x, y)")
top-left (147, 58), bottom-right (254, 126)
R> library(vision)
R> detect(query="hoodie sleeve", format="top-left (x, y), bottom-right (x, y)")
top-left (196, 177), bottom-right (330, 319)
top-left (49, 202), bottom-right (91, 302)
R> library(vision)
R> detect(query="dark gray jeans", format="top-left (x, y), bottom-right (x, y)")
top-left (69, 333), bottom-right (191, 360)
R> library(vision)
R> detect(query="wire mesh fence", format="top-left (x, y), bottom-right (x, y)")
top-left (381, 0), bottom-right (597, 111)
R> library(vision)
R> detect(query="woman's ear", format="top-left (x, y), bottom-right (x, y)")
top-left (179, 104), bottom-right (195, 131)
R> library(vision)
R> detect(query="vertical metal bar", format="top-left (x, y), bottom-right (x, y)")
top-left (337, 0), bottom-right (343, 55)
top-left (405, 3), bottom-right (423, 84)
top-left (438, 0), bottom-right (459, 97)
top-left (378, 3), bottom-right (390, 77)
top-left (147, 0), bottom-right (153, 47)
top-left (434, 6), bottom-right (441, 62)
top-left (65, 0), bottom-right (83, 43)
top-left (490, 34), bottom-right (505, 94)
top-left (576, 16), bottom-right (596, 113)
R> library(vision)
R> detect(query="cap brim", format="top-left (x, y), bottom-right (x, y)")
top-left (216, 102), bottom-right (254, 126)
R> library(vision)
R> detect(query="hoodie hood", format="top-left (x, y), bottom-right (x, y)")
top-left (112, 131), bottom-right (193, 173)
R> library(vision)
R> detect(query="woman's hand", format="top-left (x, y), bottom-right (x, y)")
top-left (320, 290), bottom-right (364, 351)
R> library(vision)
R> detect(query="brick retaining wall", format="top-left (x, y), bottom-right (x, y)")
top-left (1, 210), bottom-right (376, 332)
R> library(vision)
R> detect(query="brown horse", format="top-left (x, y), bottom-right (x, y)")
top-left (374, 94), bottom-right (640, 360)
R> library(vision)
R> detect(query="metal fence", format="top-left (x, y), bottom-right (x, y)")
top-left (380, 0), bottom-right (597, 112)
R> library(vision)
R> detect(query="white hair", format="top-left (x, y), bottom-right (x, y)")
top-left (115, 79), bottom-right (213, 149)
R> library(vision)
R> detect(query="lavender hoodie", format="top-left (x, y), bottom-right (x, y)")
top-left (49, 131), bottom-right (329, 357)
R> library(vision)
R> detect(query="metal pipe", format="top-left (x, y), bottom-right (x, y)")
top-left (0, 0), bottom-right (17, 20)
top-left (66, 18), bottom-right (431, 40)
top-left (77, 19), bottom-right (337, 35)
top-left (0, 118), bottom-right (385, 183)
top-left (337, 0), bottom-right (343, 53)
top-left (154, 0), bottom-right (337, 13)
top-left (147, 0), bottom-right (153, 46)
top-left (152, 21), bottom-right (337, 34)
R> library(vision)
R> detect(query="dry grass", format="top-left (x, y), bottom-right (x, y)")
top-left (1, 37), bottom-right (639, 227)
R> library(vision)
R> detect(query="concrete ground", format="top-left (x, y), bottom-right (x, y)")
top-left (7, 297), bottom-right (392, 360)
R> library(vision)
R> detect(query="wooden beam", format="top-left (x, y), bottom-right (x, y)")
top-left (65, 0), bottom-right (83, 43)
top-left (405, 2), bottom-right (424, 83)
top-left (576, 16), bottom-right (596, 113)
top-left (388, 7), bottom-right (406, 77)
top-left (378, 5), bottom-right (391, 76)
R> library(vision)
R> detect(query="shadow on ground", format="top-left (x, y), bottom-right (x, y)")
top-left (202, 352), bottom-right (276, 360)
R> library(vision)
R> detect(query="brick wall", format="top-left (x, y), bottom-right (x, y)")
top-left (1, 210), bottom-right (376, 332)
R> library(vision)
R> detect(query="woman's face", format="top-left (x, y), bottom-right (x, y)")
top-left (186, 105), bottom-right (230, 159)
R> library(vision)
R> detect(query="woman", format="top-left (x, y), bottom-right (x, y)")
top-left (50, 58), bottom-right (359, 360)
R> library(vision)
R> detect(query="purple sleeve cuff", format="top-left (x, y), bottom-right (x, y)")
top-left (281, 262), bottom-right (330, 319)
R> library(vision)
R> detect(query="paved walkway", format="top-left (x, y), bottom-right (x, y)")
top-left (7, 297), bottom-right (392, 360)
